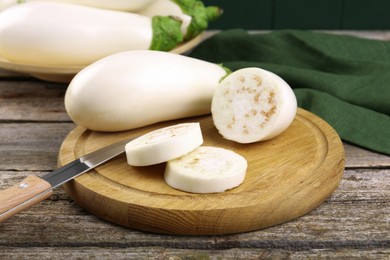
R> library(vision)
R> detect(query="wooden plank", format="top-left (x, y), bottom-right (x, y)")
top-left (0, 80), bottom-right (70, 122)
top-left (332, 169), bottom-right (390, 202)
top-left (344, 143), bottom-right (390, 168)
top-left (0, 195), bottom-right (388, 248)
top-left (0, 247), bottom-right (389, 259)
top-left (0, 197), bottom-right (388, 247)
top-left (0, 169), bottom-right (388, 245)
top-left (0, 123), bottom-right (75, 171)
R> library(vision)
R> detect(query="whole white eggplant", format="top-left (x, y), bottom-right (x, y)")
top-left (65, 50), bottom-right (228, 132)
top-left (0, 2), bottom-right (183, 66)
top-left (0, 0), bottom-right (17, 11)
top-left (0, 0), bottom-right (158, 11)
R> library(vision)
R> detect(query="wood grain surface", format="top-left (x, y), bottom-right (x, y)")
top-left (58, 109), bottom-right (345, 235)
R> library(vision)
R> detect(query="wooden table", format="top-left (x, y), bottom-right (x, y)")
top-left (0, 31), bottom-right (389, 259)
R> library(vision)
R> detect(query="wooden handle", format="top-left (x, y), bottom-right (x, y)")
top-left (0, 175), bottom-right (52, 223)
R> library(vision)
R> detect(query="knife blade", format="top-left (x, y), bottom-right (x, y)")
top-left (0, 136), bottom-right (135, 223)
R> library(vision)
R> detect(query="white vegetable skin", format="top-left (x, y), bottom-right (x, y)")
top-left (139, 0), bottom-right (191, 37)
top-left (164, 146), bottom-right (247, 194)
top-left (65, 50), bottom-right (227, 132)
top-left (0, 0), bottom-right (17, 11)
top-left (125, 123), bottom-right (203, 166)
top-left (0, 2), bottom-right (153, 66)
top-left (0, 0), bottom-right (157, 11)
top-left (211, 67), bottom-right (297, 143)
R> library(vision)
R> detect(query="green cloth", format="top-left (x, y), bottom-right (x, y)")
top-left (189, 29), bottom-right (390, 155)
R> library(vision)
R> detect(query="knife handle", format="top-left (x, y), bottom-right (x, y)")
top-left (0, 175), bottom-right (53, 223)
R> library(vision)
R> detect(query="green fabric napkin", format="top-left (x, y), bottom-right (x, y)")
top-left (189, 29), bottom-right (390, 155)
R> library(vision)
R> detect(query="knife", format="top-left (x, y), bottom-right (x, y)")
top-left (0, 137), bottom-right (135, 223)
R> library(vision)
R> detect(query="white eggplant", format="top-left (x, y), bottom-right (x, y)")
top-left (164, 146), bottom-right (247, 194)
top-left (125, 123), bottom-right (203, 166)
top-left (0, 0), bottom-right (158, 11)
top-left (0, 2), bottom-right (183, 66)
top-left (0, 0), bottom-right (18, 11)
top-left (65, 50), bottom-right (228, 132)
top-left (139, 0), bottom-right (221, 40)
top-left (211, 67), bottom-right (297, 143)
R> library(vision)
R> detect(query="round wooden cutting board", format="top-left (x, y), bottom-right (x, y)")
top-left (58, 109), bottom-right (345, 235)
